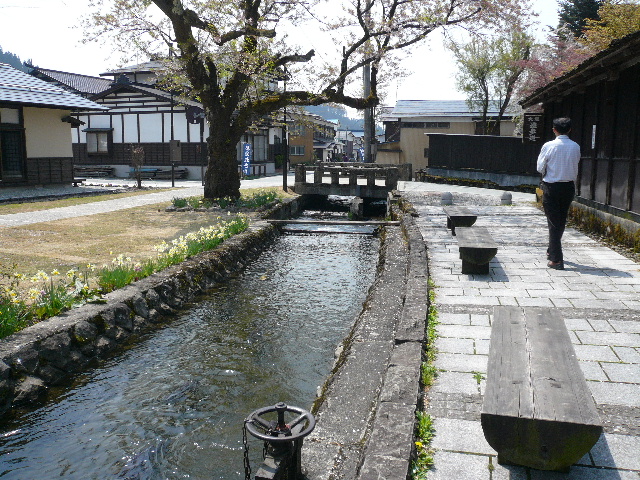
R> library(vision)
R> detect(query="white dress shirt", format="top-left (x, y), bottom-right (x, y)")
top-left (537, 135), bottom-right (581, 183)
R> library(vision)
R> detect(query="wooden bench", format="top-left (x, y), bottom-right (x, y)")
top-left (129, 168), bottom-right (189, 179)
top-left (74, 166), bottom-right (115, 177)
top-left (443, 206), bottom-right (477, 235)
top-left (482, 306), bottom-right (602, 472)
top-left (455, 226), bottom-right (497, 274)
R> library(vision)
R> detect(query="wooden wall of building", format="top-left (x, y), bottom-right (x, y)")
top-left (427, 134), bottom-right (540, 176)
top-left (540, 62), bottom-right (640, 216)
top-left (25, 157), bottom-right (74, 185)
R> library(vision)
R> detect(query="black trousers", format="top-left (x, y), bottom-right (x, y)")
top-left (542, 181), bottom-right (575, 263)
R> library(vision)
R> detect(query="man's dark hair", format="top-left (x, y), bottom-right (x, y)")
top-left (553, 117), bottom-right (572, 134)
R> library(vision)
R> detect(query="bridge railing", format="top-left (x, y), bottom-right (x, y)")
top-left (294, 164), bottom-right (401, 189)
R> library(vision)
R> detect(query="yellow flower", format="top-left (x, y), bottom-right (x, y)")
top-left (51, 269), bottom-right (60, 276)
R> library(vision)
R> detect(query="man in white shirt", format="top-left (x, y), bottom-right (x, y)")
top-left (537, 117), bottom-right (581, 270)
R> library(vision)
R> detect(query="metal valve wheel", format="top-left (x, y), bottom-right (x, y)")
top-left (245, 402), bottom-right (315, 443)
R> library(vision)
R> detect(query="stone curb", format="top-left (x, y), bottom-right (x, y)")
top-left (357, 214), bottom-right (428, 480)
top-left (302, 206), bottom-right (428, 479)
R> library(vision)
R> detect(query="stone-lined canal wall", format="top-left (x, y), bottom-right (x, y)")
top-left (302, 199), bottom-right (429, 480)
top-left (0, 197), bottom-right (308, 416)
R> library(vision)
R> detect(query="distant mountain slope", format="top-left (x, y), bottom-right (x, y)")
top-left (0, 47), bottom-right (30, 72)
top-left (305, 105), bottom-right (364, 131)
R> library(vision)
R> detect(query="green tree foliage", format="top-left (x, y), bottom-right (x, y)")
top-left (557, 0), bottom-right (604, 37)
top-left (0, 46), bottom-right (30, 72)
top-left (448, 28), bottom-right (534, 135)
top-left (581, 0), bottom-right (640, 50)
top-left (84, 0), bottom-right (532, 199)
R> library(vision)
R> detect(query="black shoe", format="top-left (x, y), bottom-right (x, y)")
top-left (548, 261), bottom-right (564, 270)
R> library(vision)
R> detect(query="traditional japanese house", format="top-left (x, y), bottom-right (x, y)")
top-left (68, 61), bottom-right (276, 179)
top-left (521, 31), bottom-right (640, 229)
top-left (377, 100), bottom-right (518, 171)
top-left (0, 63), bottom-right (107, 187)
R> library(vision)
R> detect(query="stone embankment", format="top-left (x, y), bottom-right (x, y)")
top-left (0, 197), bottom-right (306, 415)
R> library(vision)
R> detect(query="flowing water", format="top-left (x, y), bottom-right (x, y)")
top-left (0, 227), bottom-right (379, 479)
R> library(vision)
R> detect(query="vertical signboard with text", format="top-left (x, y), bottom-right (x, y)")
top-left (242, 142), bottom-right (252, 176)
top-left (523, 113), bottom-right (543, 144)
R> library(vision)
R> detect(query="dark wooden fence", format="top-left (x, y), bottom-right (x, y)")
top-left (427, 134), bottom-right (540, 176)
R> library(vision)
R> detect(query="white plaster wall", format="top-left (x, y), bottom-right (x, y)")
top-left (111, 115), bottom-right (123, 142)
top-left (122, 114), bottom-right (139, 143)
top-left (162, 112), bottom-right (189, 142)
top-left (139, 114), bottom-right (163, 142)
top-left (189, 122), bottom-right (205, 143)
top-left (23, 107), bottom-right (73, 158)
top-left (87, 114), bottom-right (112, 129)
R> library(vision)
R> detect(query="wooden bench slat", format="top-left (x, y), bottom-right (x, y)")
top-left (455, 226), bottom-right (498, 274)
top-left (443, 206), bottom-right (477, 235)
top-left (482, 306), bottom-right (602, 471)
top-left (531, 308), bottom-right (600, 423)
top-left (483, 307), bottom-right (534, 417)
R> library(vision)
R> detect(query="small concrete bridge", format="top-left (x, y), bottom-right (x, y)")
top-left (293, 163), bottom-right (412, 199)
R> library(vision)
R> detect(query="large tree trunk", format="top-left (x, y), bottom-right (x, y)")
top-left (203, 121), bottom-right (242, 200)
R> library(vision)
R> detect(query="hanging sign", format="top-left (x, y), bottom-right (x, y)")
top-left (242, 142), bottom-right (252, 176)
top-left (186, 106), bottom-right (205, 124)
top-left (523, 113), bottom-right (543, 144)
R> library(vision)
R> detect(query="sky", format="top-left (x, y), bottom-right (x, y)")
top-left (0, 0), bottom-right (560, 105)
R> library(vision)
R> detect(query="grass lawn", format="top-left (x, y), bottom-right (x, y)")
top-left (0, 186), bottom-right (293, 288)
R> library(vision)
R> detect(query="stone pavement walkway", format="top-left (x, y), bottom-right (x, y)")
top-left (402, 186), bottom-right (640, 479)
top-left (0, 175), bottom-right (289, 227)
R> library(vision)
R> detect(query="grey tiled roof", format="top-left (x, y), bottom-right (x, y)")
top-left (91, 82), bottom-right (203, 109)
top-left (30, 67), bottom-right (112, 95)
top-left (380, 100), bottom-right (503, 119)
top-left (0, 63), bottom-right (107, 110)
top-left (100, 60), bottom-right (166, 77)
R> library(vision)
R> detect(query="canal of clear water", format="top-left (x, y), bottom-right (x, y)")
top-left (0, 225), bottom-right (379, 479)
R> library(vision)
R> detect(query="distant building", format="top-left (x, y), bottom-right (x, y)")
top-left (336, 130), bottom-right (356, 160)
top-left (287, 112), bottom-right (340, 164)
top-left (377, 100), bottom-right (517, 171)
top-left (0, 63), bottom-right (106, 187)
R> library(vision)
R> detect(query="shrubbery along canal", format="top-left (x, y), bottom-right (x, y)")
top-left (0, 224), bottom-right (379, 479)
